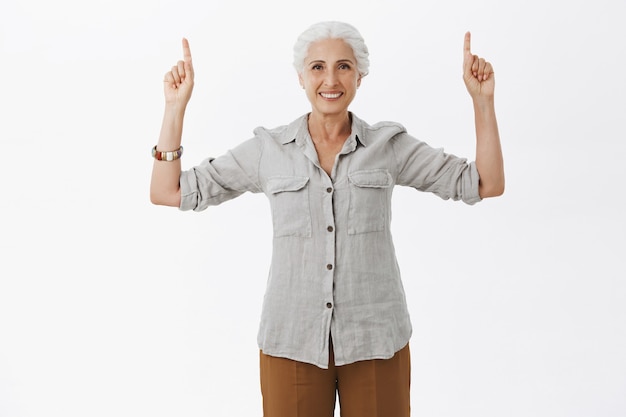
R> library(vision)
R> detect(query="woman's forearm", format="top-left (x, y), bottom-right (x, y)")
top-left (474, 98), bottom-right (504, 198)
top-left (150, 105), bottom-right (186, 207)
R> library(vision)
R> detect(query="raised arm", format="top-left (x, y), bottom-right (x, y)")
top-left (150, 38), bottom-right (195, 206)
top-left (462, 32), bottom-right (505, 198)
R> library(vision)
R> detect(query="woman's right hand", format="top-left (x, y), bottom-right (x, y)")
top-left (163, 38), bottom-right (195, 108)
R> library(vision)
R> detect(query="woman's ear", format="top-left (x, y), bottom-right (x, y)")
top-left (298, 73), bottom-right (305, 89)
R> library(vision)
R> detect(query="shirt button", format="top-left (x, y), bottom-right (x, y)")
top-left (326, 187), bottom-right (333, 193)
top-left (327, 226), bottom-right (334, 232)
top-left (326, 264), bottom-right (333, 270)
top-left (326, 302), bottom-right (333, 309)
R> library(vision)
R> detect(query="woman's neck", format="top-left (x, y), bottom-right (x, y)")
top-left (307, 111), bottom-right (352, 143)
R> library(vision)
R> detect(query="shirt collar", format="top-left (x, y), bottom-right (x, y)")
top-left (279, 112), bottom-right (369, 148)
top-left (279, 114), bottom-right (307, 145)
top-left (350, 113), bottom-right (369, 148)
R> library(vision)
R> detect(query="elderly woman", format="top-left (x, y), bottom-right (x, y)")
top-left (150, 21), bottom-right (503, 417)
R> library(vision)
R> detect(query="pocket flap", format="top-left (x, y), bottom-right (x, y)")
top-left (348, 169), bottom-right (392, 188)
top-left (266, 176), bottom-right (310, 194)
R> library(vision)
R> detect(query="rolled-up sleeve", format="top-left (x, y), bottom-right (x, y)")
top-left (391, 133), bottom-right (481, 205)
top-left (179, 136), bottom-right (264, 211)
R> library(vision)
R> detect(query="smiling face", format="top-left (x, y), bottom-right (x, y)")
top-left (298, 38), bottom-right (362, 118)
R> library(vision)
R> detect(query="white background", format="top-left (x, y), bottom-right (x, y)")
top-left (1, 0), bottom-right (625, 416)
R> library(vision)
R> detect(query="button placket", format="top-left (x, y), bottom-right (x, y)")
top-left (322, 181), bottom-right (336, 317)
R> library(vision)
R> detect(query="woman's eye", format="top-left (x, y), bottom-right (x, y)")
top-left (312, 64), bottom-right (323, 70)
top-left (339, 64), bottom-right (351, 70)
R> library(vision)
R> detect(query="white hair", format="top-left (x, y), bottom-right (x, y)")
top-left (293, 21), bottom-right (370, 77)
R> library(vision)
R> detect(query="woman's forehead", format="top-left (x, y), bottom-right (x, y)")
top-left (306, 38), bottom-right (355, 61)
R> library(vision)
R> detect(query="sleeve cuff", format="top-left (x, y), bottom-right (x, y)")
top-left (178, 170), bottom-right (199, 211)
top-left (464, 162), bottom-right (483, 205)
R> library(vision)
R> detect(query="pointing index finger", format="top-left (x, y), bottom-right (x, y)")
top-left (182, 37), bottom-right (192, 62)
top-left (464, 31), bottom-right (472, 55)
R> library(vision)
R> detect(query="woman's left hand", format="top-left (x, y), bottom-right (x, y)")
top-left (463, 32), bottom-right (495, 100)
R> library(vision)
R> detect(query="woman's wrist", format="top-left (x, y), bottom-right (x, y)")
top-left (472, 96), bottom-right (495, 113)
top-left (163, 102), bottom-right (188, 118)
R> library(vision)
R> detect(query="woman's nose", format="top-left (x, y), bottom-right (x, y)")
top-left (324, 69), bottom-right (338, 86)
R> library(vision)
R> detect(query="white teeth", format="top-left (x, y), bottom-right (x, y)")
top-left (321, 92), bottom-right (341, 99)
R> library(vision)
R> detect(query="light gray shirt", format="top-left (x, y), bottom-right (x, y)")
top-left (179, 113), bottom-right (481, 369)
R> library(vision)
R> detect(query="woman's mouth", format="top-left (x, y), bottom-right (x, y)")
top-left (320, 92), bottom-right (342, 99)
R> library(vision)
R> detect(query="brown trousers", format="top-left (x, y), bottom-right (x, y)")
top-left (260, 343), bottom-right (411, 417)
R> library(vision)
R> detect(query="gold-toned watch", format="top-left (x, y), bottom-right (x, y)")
top-left (152, 145), bottom-right (183, 161)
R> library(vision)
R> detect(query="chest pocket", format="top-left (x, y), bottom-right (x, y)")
top-left (348, 169), bottom-right (393, 235)
top-left (266, 176), bottom-right (311, 238)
